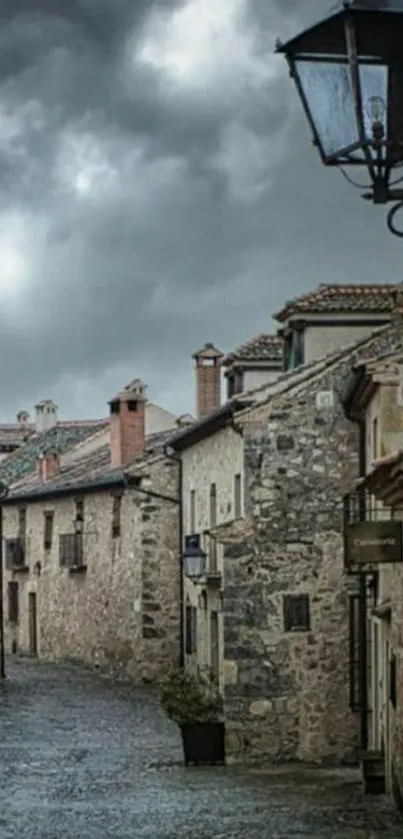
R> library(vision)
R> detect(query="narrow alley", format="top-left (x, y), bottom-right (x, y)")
top-left (1, 659), bottom-right (402, 839)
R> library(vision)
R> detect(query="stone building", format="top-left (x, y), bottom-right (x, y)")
top-left (2, 380), bottom-right (181, 682)
top-left (340, 340), bottom-right (403, 806)
top-left (221, 334), bottom-right (283, 399)
top-left (274, 283), bottom-right (396, 372)
top-left (169, 309), bottom-right (403, 766)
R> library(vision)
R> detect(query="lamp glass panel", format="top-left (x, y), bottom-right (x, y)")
top-left (296, 59), bottom-right (358, 156)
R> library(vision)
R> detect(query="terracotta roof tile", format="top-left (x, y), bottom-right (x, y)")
top-left (274, 284), bottom-right (396, 322)
top-left (222, 334), bottom-right (283, 366)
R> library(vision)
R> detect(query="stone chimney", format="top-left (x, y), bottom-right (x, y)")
top-left (109, 379), bottom-right (147, 469)
top-left (17, 410), bottom-right (30, 426)
top-left (193, 343), bottom-right (223, 419)
top-left (35, 400), bottom-right (58, 433)
top-left (37, 450), bottom-right (60, 482)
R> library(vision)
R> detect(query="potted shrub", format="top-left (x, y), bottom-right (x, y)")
top-left (160, 667), bottom-right (225, 765)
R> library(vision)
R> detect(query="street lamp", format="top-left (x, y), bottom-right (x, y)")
top-left (0, 479), bottom-right (9, 680)
top-left (276, 1), bottom-right (403, 237)
top-left (182, 537), bottom-right (207, 581)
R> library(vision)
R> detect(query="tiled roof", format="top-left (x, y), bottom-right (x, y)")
top-left (0, 421), bottom-right (107, 487)
top-left (5, 428), bottom-right (173, 502)
top-left (274, 284), bottom-right (396, 322)
top-left (222, 334), bottom-right (283, 366)
top-left (0, 425), bottom-right (35, 449)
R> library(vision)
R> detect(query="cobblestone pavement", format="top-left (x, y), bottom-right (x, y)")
top-left (1, 659), bottom-right (403, 839)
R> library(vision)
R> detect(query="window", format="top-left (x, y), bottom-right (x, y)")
top-left (390, 654), bottom-right (397, 709)
top-left (233, 370), bottom-right (244, 395)
top-left (283, 595), bottom-right (310, 632)
top-left (189, 489), bottom-right (196, 533)
top-left (8, 582), bottom-right (19, 623)
top-left (75, 498), bottom-right (84, 523)
top-left (44, 511), bottom-right (54, 550)
top-left (18, 507), bottom-right (26, 540)
top-left (234, 473), bottom-right (242, 519)
top-left (185, 602), bottom-right (197, 655)
top-left (285, 328), bottom-right (305, 371)
top-left (372, 417), bottom-right (379, 462)
top-left (112, 494), bottom-right (122, 538)
top-left (59, 533), bottom-right (84, 568)
top-left (74, 499), bottom-right (84, 563)
top-left (209, 483), bottom-right (217, 571)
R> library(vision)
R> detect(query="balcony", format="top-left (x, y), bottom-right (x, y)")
top-left (5, 538), bottom-right (29, 573)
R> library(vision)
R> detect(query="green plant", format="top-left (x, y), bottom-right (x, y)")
top-left (160, 667), bottom-right (223, 726)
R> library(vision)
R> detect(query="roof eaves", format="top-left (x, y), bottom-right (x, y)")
top-left (3, 472), bottom-right (127, 505)
top-left (167, 399), bottom-right (249, 453)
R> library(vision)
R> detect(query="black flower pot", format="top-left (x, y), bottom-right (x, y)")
top-left (180, 722), bottom-right (225, 766)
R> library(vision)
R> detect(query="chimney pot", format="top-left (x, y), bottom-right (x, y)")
top-left (17, 410), bottom-right (30, 426)
top-left (109, 379), bottom-right (147, 468)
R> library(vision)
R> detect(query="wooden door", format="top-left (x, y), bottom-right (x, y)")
top-left (28, 592), bottom-right (37, 656)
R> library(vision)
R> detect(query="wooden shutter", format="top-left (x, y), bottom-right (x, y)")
top-left (59, 534), bottom-right (76, 567)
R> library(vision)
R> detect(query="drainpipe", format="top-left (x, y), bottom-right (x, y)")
top-left (163, 446), bottom-right (184, 669)
top-left (358, 419), bottom-right (368, 752)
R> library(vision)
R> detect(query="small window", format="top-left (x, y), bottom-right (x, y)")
top-left (283, 595), bottom-right (310, 632)
top-left (44, 511), bottom-right (54, 550)
top-left (390, 654), bottom-right (397, 709)
top-left (127, 400), bottom-right (138, 412)
top-left (18, 507), bottom-right (26, 539)
top-left (209, 483), bottom-right (217, 527)
top-left (185, 602), bottom-right (197, 655)
top-left (189, 489), bottom-right (196, 534)
top-left (110, 400), bottom-right (119, 414)
top-left (75, 499), bottom-right (84, 534)
top-left (112, 494), bottom-right (122, 538)
top-left (234, 473), bottom-right (242, 519)
top-left (8, 581), bottom-right (19, 623)
top-left (372, 417), bottom-right (379, 461)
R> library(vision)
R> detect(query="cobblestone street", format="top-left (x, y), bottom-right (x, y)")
top-left (1, 659), bottom-right (403, 839)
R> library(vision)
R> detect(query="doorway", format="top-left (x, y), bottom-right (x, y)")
top-left (28, 592), bottom-right (38, 656)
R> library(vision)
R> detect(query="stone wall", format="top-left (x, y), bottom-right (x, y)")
top-left (3, 456), bottom-right (180, 682)
top-left (221, 366), bottom-right (361, 765)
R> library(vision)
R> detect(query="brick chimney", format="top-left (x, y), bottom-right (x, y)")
top-left (37, 450), bottom-right (60, 482)
top-left (109, 379), bottom-right (147, 469)
top-left (193, 343), bottom-right (223, 419)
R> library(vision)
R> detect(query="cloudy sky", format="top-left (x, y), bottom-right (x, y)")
top-left (0, 0), bottom-right (402, 422)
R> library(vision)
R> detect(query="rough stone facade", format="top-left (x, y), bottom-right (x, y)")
top-left (3, 455), bottom-right (180, 682)
top-left (178, 317), bottom-right (403, 766)
top-left (221, 382), bottom-right (360, 765)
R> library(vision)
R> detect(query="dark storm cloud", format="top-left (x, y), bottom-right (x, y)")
top-left (0, 0), bottom-right (401, 420)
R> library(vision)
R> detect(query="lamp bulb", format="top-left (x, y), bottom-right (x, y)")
top-left (367, 95), bottom-right (386, 125)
